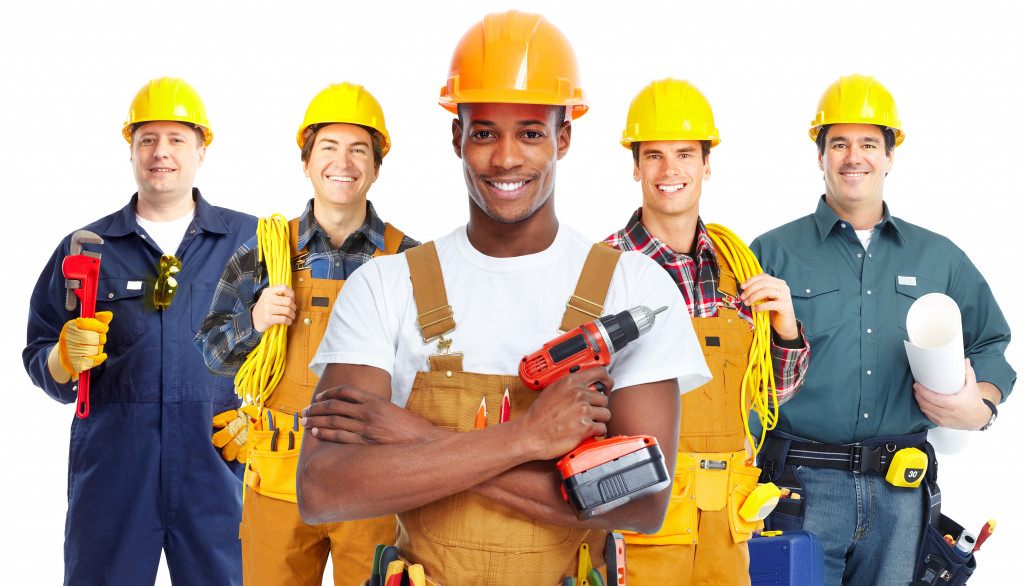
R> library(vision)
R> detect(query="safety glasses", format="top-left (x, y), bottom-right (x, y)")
top-left (154, 254), bottom-right (181, 310)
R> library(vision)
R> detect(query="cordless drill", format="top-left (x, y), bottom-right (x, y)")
top-left (519, 305), bottom-right (672, 519)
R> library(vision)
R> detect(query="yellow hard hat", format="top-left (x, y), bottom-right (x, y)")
top-left (439, 9), bottom-right (588, 120)
top-left (122, 77), bottom-right (213, 146)
top-left (621, 78), bottom-right (720, 149)
top-left (296, 82), bottom-right (391, 156)
top-left (809, 74), bottom-right (904, 147)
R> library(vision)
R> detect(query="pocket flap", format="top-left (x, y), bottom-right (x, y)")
top-left (694, 459), bottom-right (730, 511)
top-left (97, 277), bottom-right (147, 301)
top-left (788, 271), bottom-right (839, 299)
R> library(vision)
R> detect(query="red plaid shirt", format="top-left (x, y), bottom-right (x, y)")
top-left (605, 209), bottom-right (807, 401)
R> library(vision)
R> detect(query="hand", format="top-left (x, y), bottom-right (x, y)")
top-left (517, 366), bottom-right (613, 461)
top-left (48, 311), bottom-right (114, 383)
top-left (740, 274), bottom-right (799, 341)
top-left (301, 385), bottom-right (440, 445)
top-left (914, 359), bottom-right (995, 430)
top-left (212, 405), bottom-right (260, 463)
top-left (252, 284), bottom-right (296, 333)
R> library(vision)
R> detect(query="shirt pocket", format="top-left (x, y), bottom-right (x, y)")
top-left (95, 277), bottom-right (147, 348)
top-left (895, 275), bottom-right (946, 331)
top-left (787, 271), bottom-right (841, 337)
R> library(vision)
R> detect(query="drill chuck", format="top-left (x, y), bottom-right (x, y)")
top-left (596, 306), bottom-right (667, 353)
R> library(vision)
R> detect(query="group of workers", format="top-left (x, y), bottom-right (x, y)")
top-left (23, 9), bottom-right (1013, 586)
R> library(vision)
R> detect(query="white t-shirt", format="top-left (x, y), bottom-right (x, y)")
top-left (136, 207), bottom-right (195, 255)
top-left (310, 224), bottom-right (711, 408)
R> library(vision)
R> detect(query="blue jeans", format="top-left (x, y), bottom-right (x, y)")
top-left (799, 466), bottom-right (925, 585)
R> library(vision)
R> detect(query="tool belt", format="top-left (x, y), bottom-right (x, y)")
top-left (758, 432), bottom-right (977, 584)
top-left (622, 450), bottom-right (760, 546)
top-left (761, 431), bottom-right (928, 478)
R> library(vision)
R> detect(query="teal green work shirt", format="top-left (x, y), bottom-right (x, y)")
top-left (750, 196), bottom-right (1015, 444)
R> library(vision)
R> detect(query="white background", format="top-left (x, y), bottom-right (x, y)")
top-left (2, 0), bottom-right (1021, 583)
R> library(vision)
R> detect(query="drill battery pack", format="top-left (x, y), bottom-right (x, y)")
top-left (557, 436), bottom-right (671, 519)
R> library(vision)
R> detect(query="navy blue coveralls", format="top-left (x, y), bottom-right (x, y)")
top-left (24, 190), bottom-right (256, 585)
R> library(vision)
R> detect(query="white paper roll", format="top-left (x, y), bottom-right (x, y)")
top-left (902, 293), bottom-right (969, 454)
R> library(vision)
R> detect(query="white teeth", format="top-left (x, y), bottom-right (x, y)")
top-left (151, 168), bottom-right (174, 172)
top-left (491, 181), bottom-right (525, 191)
top-left (841, 172), bottom-right (867, 177)
top-left (328, 176), bottom-right (356, 182)
top-left (658, 184), bottom-right (685, 193)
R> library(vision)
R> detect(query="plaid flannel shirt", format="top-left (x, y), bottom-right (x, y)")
top-left (194, 199), bottom-right (419, 376)
top-left (605, 208), bottom-right (807, 402)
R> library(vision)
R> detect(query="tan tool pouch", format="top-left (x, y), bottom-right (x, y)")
top-left (245, 407), bottom-right (303, 503)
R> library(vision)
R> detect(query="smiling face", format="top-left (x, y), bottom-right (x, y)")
top-left (453, 102), bottom-right (570, 225)
top-left (130, 121), bottom-right (205, 203)
top-left (634, 140), bottom-right (710, 223)
top-left (303, 123), bottom-right (379, 210)
top-left (818, 123), bottom-right (894, 224)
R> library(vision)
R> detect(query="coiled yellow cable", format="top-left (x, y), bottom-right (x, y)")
top-left (233, 214), bottom-right (291, 409)
top-left (705, 223), bottom-right (779, 463)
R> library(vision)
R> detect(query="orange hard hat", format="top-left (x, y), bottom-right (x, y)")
top-left (439, 9), bottom-right (588, 119)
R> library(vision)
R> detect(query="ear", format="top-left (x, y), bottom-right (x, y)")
top-left (885, 148), bottom-right (894, 174)
top-left (817, 149), bottom-right (825, 172)
top-left (451, 118), bottom-right (464, 159)
top-left (555, 120), bottom-right (572, 161)
top-left (372, 164), bottom-right (380, 182)
top-left (196, 145), bottom-right (206, 169)
top-left (303, 159), bottom-right (310, 179)
top-left (703, 155), bottom-right (711, 181)
top-left (633, 160), bottom-right (641, 182)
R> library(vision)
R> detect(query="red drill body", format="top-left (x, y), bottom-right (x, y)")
top-left (519, 305), bottom-right (671, 519)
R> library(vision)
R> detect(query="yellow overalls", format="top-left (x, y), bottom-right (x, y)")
top-left (396, 242), bottom-right (620, 585)
top-left (240, 219), bottom-right (403, 585)
top-left (622, 250), bottom-right (762, 586)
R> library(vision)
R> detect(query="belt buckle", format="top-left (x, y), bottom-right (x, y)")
top-left (851, 446), bottom-right (882, 474)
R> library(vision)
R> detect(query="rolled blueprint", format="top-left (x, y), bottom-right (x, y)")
top-left (903, 293), bottom-right (969, 455)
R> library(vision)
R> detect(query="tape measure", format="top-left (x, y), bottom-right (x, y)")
top-left (739, 482), bottom-right (782, 522)
top-left (885, 447), bottom-right (928, 488)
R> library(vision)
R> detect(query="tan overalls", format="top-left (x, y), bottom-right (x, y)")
top-left (622, 250), bottom-right (762, 586)
top-left (396, 242), bottom-right (621, 585)
top-left (239, 219), bottom-right (403, 585)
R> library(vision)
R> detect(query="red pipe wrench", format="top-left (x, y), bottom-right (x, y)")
top-left (63, 230), bottom-right (103, 418)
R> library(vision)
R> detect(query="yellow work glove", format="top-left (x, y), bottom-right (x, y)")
top-left (212, 404), bottom-right (260, 463)
top-left (47, 311), bottom-right (114, 384)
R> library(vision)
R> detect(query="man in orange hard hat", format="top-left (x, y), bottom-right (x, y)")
top-left (196, 82), bottom-right (418, 585)
top-left (24, 77), bottom-right (256, 585)
top-left (605, 78), bottom-right (809, 585)
top-left (295, 10), bottom-right (711, 584)
top-left (752, 74), bottom-right (1014, 584)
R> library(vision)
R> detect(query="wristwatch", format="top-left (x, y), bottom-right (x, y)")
top-left (979, 399), bottom-right (998, 431)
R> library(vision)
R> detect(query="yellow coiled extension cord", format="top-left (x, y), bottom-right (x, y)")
top-left (233, 214), bottom-right (291, 408)
top-left (705, 223), bottom-right (779, 464)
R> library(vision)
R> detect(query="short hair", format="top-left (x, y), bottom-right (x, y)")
top-left (815, 124), bottom-right (896, 157)
top-left (456, 103), bottom-right (567, 131)
top-left (299, 123), bottom-right (384, 170)
top-left (632, 140), bottom-right (711, 166)
top-left (131, 122), bottom-right (205, 147)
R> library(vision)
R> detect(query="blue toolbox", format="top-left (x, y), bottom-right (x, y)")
top-left (749, 530), bottom-right (825, 586)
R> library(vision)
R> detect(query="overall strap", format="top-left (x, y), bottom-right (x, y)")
top-left (559, 243), bottom-right (623, 332)
top-left (406, 242), bottom-right (461, 372)
top-left (713, 247), bottom-right (739, 298)
top-left (288, 217), bottom-right (302, 258)
top-left (373, 223), bottom-right (406, 257)
top-left (406, 242), bottom-right (456, 343)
